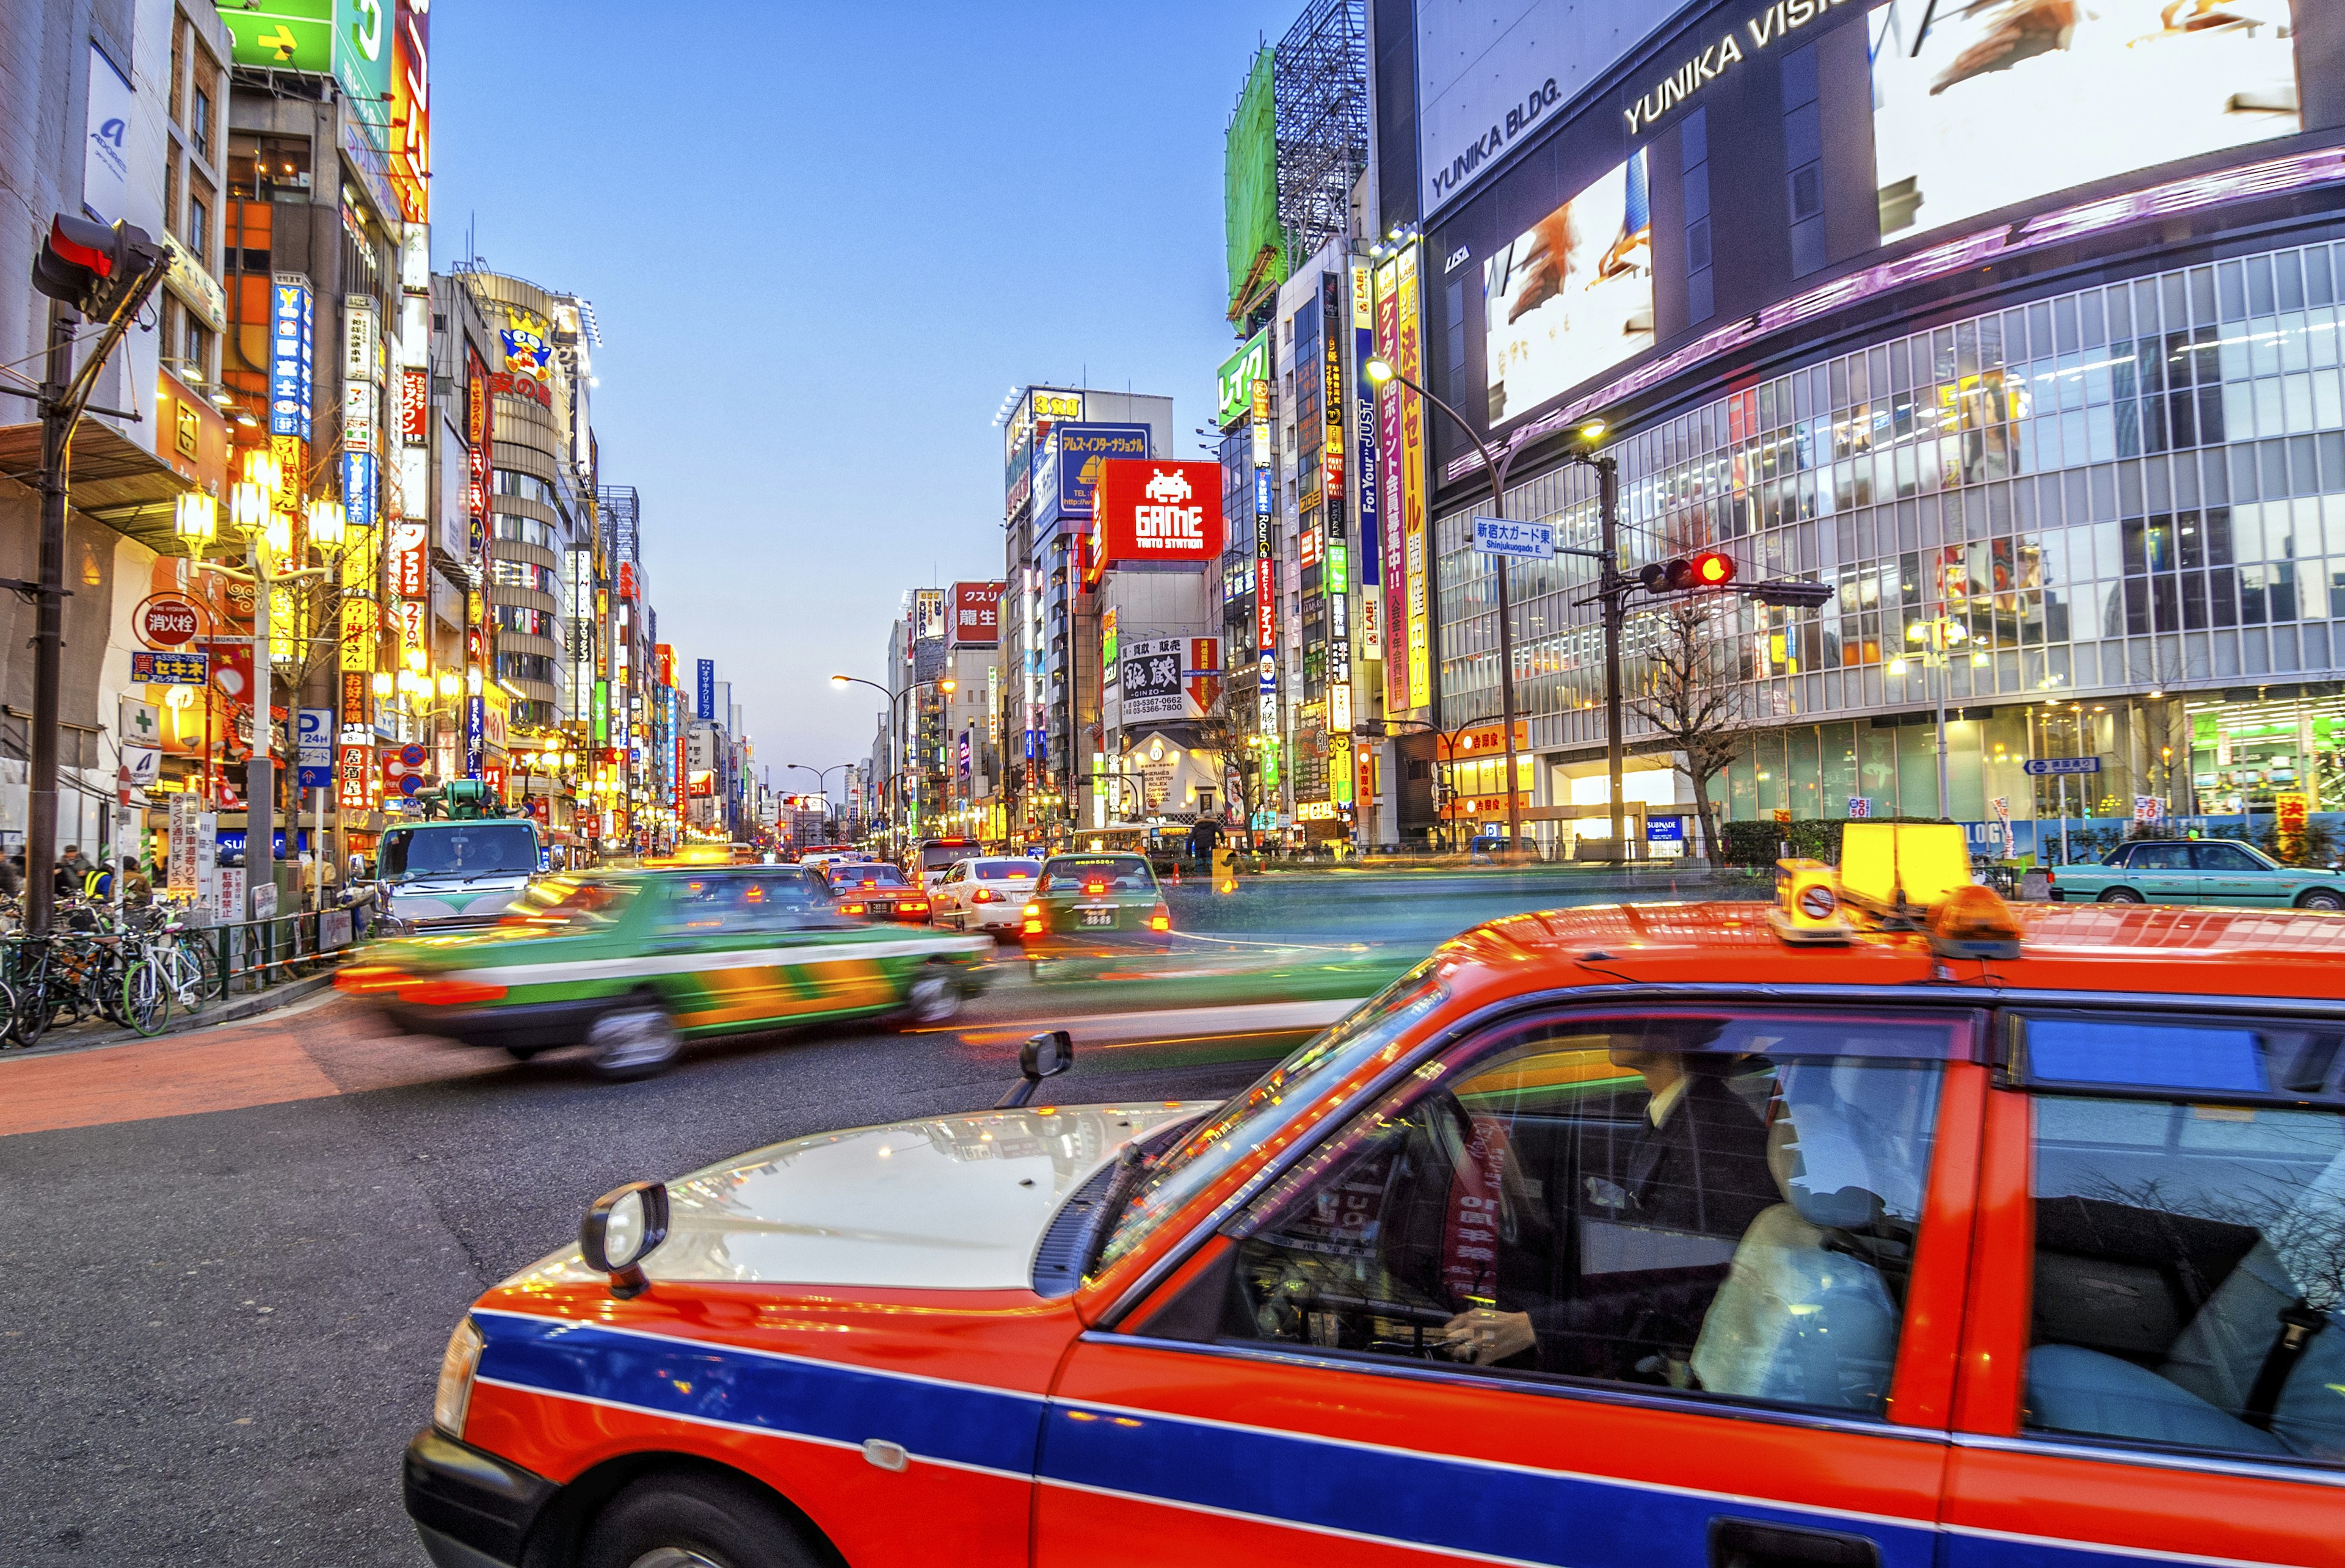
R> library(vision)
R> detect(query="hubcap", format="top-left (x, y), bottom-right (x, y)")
top-left (628, 1551), bottom-right (724, 1568)
top-left (593, 1009), bottom-right (677, 1072)
top-left (906, 971), bottom-right (957, 1023)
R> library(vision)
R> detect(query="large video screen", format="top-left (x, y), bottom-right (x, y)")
top-left (1870, 0), bottom-right (2300, 241)
top-left (1483, 149), bottom-right (1653, 427)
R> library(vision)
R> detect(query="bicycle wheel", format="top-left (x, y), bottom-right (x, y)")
top-left (9, 975), bottom-right (53, 1047)
top-left (186, 932), bottom-right (227, 1003)
top-left (159, 942), bottom-right (206, 1015)
top-left (120, 961), bottom-right (169, 1037)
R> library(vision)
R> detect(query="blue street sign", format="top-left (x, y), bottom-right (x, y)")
top-left (1646, 816), bottom-right (1685, 843)
top-left (2023, 756), bottom-right (2103, 776)
top-left (1471, 515), bottom-right (1555, 560)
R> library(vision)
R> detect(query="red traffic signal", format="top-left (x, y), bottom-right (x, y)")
top-left (32, 214), bottom-right (161, 322)
top-left (1638, 552), bottom-right (1738, 593)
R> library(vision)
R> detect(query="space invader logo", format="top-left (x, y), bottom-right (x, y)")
top-left (1143, 469), bottom-right (1192, 505)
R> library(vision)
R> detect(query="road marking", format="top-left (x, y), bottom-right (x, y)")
top-left (918, 997), bottom-right (1361, 1048)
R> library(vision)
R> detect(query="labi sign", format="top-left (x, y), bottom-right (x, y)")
top-left (1215, 328), bottom-right (1270, 430)
top-left (1428, 78), bottom-right (1562, 210)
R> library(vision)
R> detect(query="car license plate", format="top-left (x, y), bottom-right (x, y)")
top-left (1080, 908), bottom-right (1114, 928)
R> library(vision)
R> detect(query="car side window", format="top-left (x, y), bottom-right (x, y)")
top-left (2131, 844), bottom-right (2191, 871)
top-left (1183, 1010), bottom-right (1959, 1417)
top-left (2192, 845), bottom-right (2259, 873)
top-left (2018, 1014), bottom-right (2345, 1464)
top-left (655, 874), bottom-right (759, 934)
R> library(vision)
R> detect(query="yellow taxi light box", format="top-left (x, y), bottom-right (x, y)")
top-left (1839, 822), bottom-right (1971, 912)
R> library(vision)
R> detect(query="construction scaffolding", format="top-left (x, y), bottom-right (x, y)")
top-left (1273, 0), bottom-right (1369, 275)
top-left (597, 485), bottom-right (640, 567)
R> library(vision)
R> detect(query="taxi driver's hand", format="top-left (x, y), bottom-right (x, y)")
top-left (1441, 1307), bottom-right (1535, 1367)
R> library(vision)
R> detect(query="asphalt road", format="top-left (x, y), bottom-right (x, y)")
top-left (0, 985), bottom-right (1311, 1567)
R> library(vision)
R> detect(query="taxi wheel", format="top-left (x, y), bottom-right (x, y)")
top-left (2297, 888), bottom-right (2344, 911)
top-left (901, 964), bottom-right (961, 1025)
top-left (2096, 887), bottom-right (2145, 904)
top-left (582, 1471), bottom-right (823, 1568)
top-left (587, 1001), bottom-right (682, 1080)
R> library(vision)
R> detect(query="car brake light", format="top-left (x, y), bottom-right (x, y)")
top-left (397, 978), bottom-right (507, 1006)
top-left (1022, 901), bottom-right (1043, 935)
top-left (1149, 901), bottom-right (1172, 932)
top-left (902, 900), bottom-right (929, 914)
top-left (840, 901), bottom-right (866, 915)
top-left (1083, 880), bottom-right (1107, 895)
top-left (334, 964), bottom-right (404, 996)
top-left (972, 888), bottom-right (997, 903)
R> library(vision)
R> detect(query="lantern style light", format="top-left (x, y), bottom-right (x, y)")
top-left (307, 497), bottom-right (346, 548)
top-left (263, 508), bottom-right (293, 557)
top-left (437, 670), bottom-right (461, 700)
top-left (174, 491), bottom-right (217, 543)
top-left (371, 671), bottom-right (394, 697)
top-left (230, 481), bottom-right (267, 536)
top-left (240, 448), bottom-right (282, 493)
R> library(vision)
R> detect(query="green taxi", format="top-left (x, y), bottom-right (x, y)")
top-left (2046, 837), bottom-right (2345, 909)
top-left (1017, 852), bottom-right (1172, 961)
top-left (337, 867), bottom-right (993, 1076)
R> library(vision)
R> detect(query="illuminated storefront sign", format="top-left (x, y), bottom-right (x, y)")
top-left (1215, 328), bottom-right (1270, 429)
top-left (388, 0), bottom-right (430, 223)
top-left (269, 274), bottom-right (313, 438)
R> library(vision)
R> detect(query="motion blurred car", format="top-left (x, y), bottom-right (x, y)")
top-left (2047, 837), bottom-right (2345, 908)
top-left (797, 848), bottom-right (870, 875)
top-left (818, 860), bottom-right (931, 922)
top-left (402, 824), bottom-right (2341, 1568)
top-left (1018, 852), bottom-right (1171, 957)
top-left (913, 836), bottom-right (982, 895)
top-left (928, 855), bottom-right (1042, 935)
top-left (336, 868), bottom-right (986, 1076)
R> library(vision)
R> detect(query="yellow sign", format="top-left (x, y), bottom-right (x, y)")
top-left (339, 598), bottom-right (377, 671)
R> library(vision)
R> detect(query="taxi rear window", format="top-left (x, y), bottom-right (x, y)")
top-left (2017, 1014), bottom-right (2345, 1103)
top-left (1038, 855), bottom-right (1154, 893)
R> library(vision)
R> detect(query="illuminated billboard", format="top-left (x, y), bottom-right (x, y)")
top-left (1868, 0), bottom-right (2300, 241)
top-left (1483, 150), bottom-right (1652, 427)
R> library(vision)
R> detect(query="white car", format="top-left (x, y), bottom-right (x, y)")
top-left (928, 855), bottom-right (1042, 934)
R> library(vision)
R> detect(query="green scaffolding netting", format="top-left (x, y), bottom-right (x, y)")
top-left (1225, 48), bottom-right (1285, 314)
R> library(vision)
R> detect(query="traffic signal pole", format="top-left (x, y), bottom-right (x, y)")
top-left (23, 305), bottom-right (78, 937)
top-left (1597, 455), bottom-right (1626, 857)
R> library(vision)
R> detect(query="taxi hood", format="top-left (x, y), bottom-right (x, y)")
top-left (518, 1102), bottom-right (1213, 1294)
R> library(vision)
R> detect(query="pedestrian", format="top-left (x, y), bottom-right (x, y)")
top-left (0, 852), bottom-right (20, 899)
top-left (120, 857), bottom-right (153, 909)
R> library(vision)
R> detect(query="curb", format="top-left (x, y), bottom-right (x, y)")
top-left (0, 970), bottom-right (341, 1061)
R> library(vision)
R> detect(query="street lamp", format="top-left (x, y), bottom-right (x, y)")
top-left (832, 673), bottom-right (952, 851)
top-left (1888, 614), bottom-right (1988, 818)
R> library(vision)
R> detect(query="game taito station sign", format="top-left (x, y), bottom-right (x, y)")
top-left (1088, 460), bottom-right (1225, 585)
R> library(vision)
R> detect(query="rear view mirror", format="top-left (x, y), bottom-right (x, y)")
top-left (996, 1030), bottom-right (1074, 1109)
top-left (580, 1180), bottom-right (669, 1299)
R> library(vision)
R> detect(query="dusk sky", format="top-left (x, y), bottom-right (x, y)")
top-left (431, 2), bottom-right (1301, 786)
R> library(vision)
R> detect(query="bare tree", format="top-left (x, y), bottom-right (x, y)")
top-left (1193, 705), bottom-right (1264, 829)
top-left (1627, 596), bottom-right (1744, 862)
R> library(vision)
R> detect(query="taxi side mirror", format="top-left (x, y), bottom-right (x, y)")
top-left (996, 1031), bottom-right (1074, 1109)
top-left (580, 1180), bottom-right (669, 1301)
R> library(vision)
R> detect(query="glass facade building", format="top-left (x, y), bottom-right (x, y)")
top-left (1433, 238), bottom-right (2345, 854)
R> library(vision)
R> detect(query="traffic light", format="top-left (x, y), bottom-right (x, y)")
top-left (1747, 579), bottom-right (1835, 608)
top-left (1636, 551), bottom-right (1737, 593)
top-left (32, 214), bottom-right (162, 322)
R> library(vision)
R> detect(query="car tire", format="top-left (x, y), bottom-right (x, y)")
top-left (581, 1471), bottom-right (826, 1568)
top-left (2296, 888), bottom-right (2345, 912)
top-left (587, 1001), bottom-right (681, 1080)
top-left (901, 964), bottom-right (961, 1025)
top-left (2096, 888), bottom-right (2145, 904)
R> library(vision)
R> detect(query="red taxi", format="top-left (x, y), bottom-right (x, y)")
top-left (404, 826), bottom-right (2343, 1568)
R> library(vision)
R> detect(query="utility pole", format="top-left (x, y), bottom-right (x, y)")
top-left (1596, 454), bottom-right (1626, 855)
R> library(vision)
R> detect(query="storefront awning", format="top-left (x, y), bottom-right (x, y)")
top-left (0, 417), bottom-right (189, 553)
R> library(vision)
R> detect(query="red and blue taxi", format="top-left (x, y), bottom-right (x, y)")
top-left (405, 826), bottom-right (2343, 1568)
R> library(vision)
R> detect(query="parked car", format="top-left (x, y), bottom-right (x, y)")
top-left (2048, 837), bottom-right (2345, 909)
top-left (336, 868), bottom-right (988, 1076)
top-left (402, 844), bottom-right (2343, 1568)
top-left (817, 860), bottom-right (931, 923)
top-left (928, 855), bottom-right (1042, 935)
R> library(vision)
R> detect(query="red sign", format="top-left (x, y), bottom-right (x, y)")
top-left (1255, 561), bottom-right (1275, 654)
top-left (465, 345), bottom-right (492, 561)
top-left (489, 369), bottom-right (551, 409)
top-left (655, 643), bottom-right (676, 688)
top-left (950, 581), bottom-right (1003, 646)
top-left (388, 520), bottom-right (430, 598)
top-left (398, 365), bottom-right (429, 445)
top-left (388, 0), bottom-right (430, 223)
top-left (1089, 460), bottom-right (1224, 584)
top-left (338, 743), bottom-right (374, 809)
top-left (618, 562), bottom-right (638, 601)
top-left (137, 594), bottom-right (203, 648)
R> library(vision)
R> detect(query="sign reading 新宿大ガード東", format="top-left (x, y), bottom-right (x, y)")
top-left (2023, 757), bottom-right (2103, 777)
top-left (1471, 516), bottom-right (1555, 560)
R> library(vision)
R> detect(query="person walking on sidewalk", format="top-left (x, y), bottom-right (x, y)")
top-left (119, 858), bottom-right (153, 909)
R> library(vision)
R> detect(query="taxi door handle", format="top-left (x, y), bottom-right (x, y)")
top-left (1707, 1517), bottom-right (1879, 1568)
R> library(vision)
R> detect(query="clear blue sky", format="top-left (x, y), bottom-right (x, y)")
top-left (432, 1), bottom-right (1299, 780)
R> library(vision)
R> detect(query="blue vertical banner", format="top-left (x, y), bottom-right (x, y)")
top-left (269, 274), bottom-right (313, 438)
top-left (341, 449), bottom-right (378, 526)
top-left (465, 694), bottom-right (485, 778)
top-left (696, 659), bottom-right (716, 721)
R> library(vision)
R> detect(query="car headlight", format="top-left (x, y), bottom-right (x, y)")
top-left (433, 1316), bottom-right (485, 1438)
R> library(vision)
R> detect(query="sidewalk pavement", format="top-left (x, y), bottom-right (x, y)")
top-left (1, 970), bottom-right (342, 1062)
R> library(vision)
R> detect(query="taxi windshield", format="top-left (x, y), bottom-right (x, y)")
top-left (827, 864), bottom-right (906, 889)
top-left (499, 876), bottom-right (636, 929)
top-left (1039, 855), bottom-right (1154, 894)
top-left (1091, 959), bottom-right (1452, 1277)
